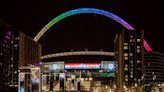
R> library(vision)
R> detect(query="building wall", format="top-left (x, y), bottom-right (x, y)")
top-left (114, 29), bottom-right (144, 91)
top-left (114, 30), bottom-right (124, 91)
top-left (0, 21), bottom-right (42, 91)
top-left (11, 31), bottom-right (42, 89)
top-left (144, 52), bottom-right (164, 91)
top-left (0, 20), bottom-right (13, 90)
top-left (13, 31), bottom-right (42, 66)
top-left (162, 56), bottom-right (164, 82)
top-left (124, 30), bottom-right (144, 86)
top-left (144, 52), bottom-right (164, 84)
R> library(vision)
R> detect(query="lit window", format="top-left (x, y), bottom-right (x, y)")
top-left (125, 64), bottom-right (128, 67)
top-left (15, 37), bottom-right (20, 40)
top-left (137, 39), bottom-right (141, 42)
top-left (137, 60), bottom-right (141, 64)
top-left (124, 46), bottom-right (128, 50)
top-left (138, 79), bottom-right (141, 82)
top-left (124, 53), bottom-right (128, 56)
top-left (130, 53), bottom-right (133, 56)
top-left (14, 44), bottom-right (18, 47)
top-left (125, 75), bottom-right (128, 78)
top-left (137, 46), bottom-right (140, 49)
top-left (130, 75), bottom-right (133, 78)
top-left (124, 43), bottom-right (128, 45)
top-left (124, 68), bottom-right (128, 71)
top-left (130, 39), bottom-right (132, 42)
top-left (148, 63), bottom-right (150, 66)
top-left (137, 50), bottom-right (140, 53)
top-left (153, 77), bottom-right (156, 80)
top-left (124, 57), bottom-right (128, 60)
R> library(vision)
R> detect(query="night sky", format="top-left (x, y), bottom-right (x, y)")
top-left (0, 0), bottom-right (163, 55)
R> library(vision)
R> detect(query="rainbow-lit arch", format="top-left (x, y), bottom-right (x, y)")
top-left (34, 8), bottom-right (152, 52)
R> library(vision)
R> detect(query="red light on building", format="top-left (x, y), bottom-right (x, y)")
top-left (64, 63), bottom-right (101, 70)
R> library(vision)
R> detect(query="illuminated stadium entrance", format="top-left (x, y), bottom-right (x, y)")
top-left (41, 60), bottom-right (115, 92)
top-left (40, 51), bottom-right (115, 92)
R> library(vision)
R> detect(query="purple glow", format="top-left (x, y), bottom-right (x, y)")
top-left (5, 35), bottom-right (11, 40)
top-left (39, 62), bottom-right (43, 65)
top-left (4, 40), bottom-right (7, 43)
top-left (6, 31), bottom-right (11, 36)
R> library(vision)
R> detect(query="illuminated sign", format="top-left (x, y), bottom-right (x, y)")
top-left (44, 62), bottom-right (64, 71)
top-left (101, 61), bottom-right (115, 77)
top-left (52, 64), bottom-right (58, 70)
top-left (50, 64), bottom-right (63, 71)
top-left (101, 61), bottom-right (115, 70)
top-left (64, 63), bottom-right (101, 69)
top-left (107, 63), bottom-right (114, 70)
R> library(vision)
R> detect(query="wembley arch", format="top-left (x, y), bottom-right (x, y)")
top-left (34, 8), bottom-right (152, 52)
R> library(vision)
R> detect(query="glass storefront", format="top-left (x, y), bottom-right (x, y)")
top-left (18, 66), bottom-right (41, 92)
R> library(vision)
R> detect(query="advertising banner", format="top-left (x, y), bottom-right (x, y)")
top-left (101, 61), bottom-right (115, 70)
top-left (64, 63), bottom-right (101, 70)
top-left (101, 61), bottom-right (115, 77)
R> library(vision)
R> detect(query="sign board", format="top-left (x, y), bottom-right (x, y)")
top-left (101, 61), bottom-right (115, 70)
top-left (64, 63), bottom-right (101, 70)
